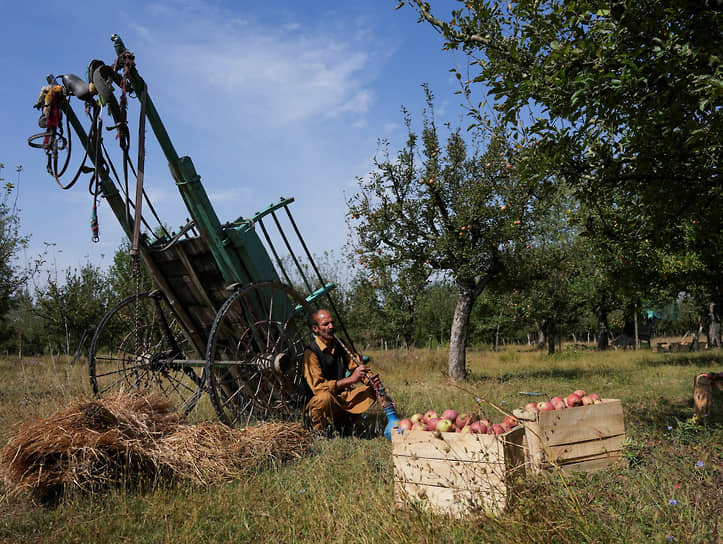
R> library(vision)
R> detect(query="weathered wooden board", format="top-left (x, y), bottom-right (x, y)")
top-left (514, 399), bottom-right (626, 474)
top-left (693, 373), bottom-right (723, 422)
top-left (392, 427), bottom-right (525, 517)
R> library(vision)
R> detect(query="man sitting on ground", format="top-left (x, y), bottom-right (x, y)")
top-left (302, 309), bottom-right (376, 434)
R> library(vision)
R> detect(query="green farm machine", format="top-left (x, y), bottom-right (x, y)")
top-left (28, 35), bottom-right (351, 428)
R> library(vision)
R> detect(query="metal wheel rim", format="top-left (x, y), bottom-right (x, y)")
top-left (205, 282), bottom-right (313, 427)
top-left (89, 291), bottom-right (203, 413)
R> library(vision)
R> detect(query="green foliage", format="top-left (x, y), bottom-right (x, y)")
top-left (0, 164), bottom-right (29, 344)
top-left (34, 263), bottom-right (110, 355)
top-left (347, 87), bottom-right (544, 376)
top-left (402, 0), bottom-right (722, 334)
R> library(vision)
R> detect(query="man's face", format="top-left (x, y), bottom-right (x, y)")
top-left (313, 311), bottom-right (335, 342)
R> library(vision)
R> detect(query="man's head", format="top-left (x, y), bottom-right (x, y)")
top-left (311, 309), bottom-right (335, 343)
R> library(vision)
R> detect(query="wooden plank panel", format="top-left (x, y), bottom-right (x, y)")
top-left (392, 427), bottom-right (523, 462)
top-left (545, 433), bottom-right (625, 463)
top-left (536, 399), bottom-right (625, 446)
top-left (393, 455), bottom-right (508, 488)
top-left (553, 453), bottom-right (624, 473)
top-left (395, 480), bottom-right (507, 517)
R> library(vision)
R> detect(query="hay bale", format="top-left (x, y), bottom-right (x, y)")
top-left (1, 391), bottom-right (312, 499)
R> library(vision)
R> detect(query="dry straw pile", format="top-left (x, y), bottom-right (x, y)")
top-left (0, 391), bottom-right (312, 500)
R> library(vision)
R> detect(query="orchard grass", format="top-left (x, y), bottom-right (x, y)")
top-left (0, 342), bottom-right (720, 543)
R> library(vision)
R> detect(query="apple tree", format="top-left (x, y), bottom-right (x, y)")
top-left (347, 89), bottom-right (542, 379)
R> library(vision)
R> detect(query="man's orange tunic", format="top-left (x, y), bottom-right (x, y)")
top-left (302, 335), bottom-right (376, 430)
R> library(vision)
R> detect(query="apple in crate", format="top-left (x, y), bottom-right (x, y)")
top-left (492, 424), bottom-right (506, 435)
top-left (442, 409), bottom-right (459, 423)
top-left (525, 402), bottom-right (540, 413)
top-left (456, 413), bottom-right (476, 428)
top-left (537, 401), bottom-right (554, 412)
top-left (589, 393), bottom-right (601, 403)
top-left (573, 389), bottom-right (586, 398)
top-left (423, 410), bottom-right (439, 424)
top-left (566, 393), bottom-right (583, 407)
top-left (410, 413), bottom-right (424, 424)
top-left (437, 418), bottom-right (454, 432)
top-left (397, 418), bottom-right (413, 432)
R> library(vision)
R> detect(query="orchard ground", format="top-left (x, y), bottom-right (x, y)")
top-left (1, 339), bottom-right (721, 543)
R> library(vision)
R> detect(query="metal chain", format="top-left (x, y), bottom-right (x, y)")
top-left (133, 256), bottom-right (141, 367)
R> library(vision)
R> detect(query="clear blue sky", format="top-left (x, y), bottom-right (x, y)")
top-left (1, 0), bottom-right (469, 280)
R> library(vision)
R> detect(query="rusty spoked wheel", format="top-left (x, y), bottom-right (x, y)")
top-left (205, 282), bottom-right (313, 427)
top-left (89, 291), bottom-right (204, 414)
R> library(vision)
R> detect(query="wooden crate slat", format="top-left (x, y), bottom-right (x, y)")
top-left (391, 428), bottom-right (522, 462)
top-left (551, 453), bottom-right (624, 474)
top-left (395, 480), bottom-right (507, 517)
top-left (544, 433), bottom-right (626, 464)
top-left (393, 455), bottom-right (508, 488)
top-left (535, 399), bottom-right (624, 446)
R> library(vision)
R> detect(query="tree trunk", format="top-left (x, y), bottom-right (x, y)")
top-left (534, 320), bottom-right (545, 350)
top-left (708, 302), bottom-right (721, 348)
top-left (596, 309), bottom-right (610, 350)
top-left (448, 285), bottom-right (476, 381)
top-left (545, 319), bottom-right (557, 354)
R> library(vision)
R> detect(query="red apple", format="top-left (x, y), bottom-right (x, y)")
top-left (410, 413), bottom-right (424, 424)
top-left (442, 409), bottom-right (459, 423)
top-left (581, 395), bottom-right (595, 406)
top-left (469, 421), bottom-right (481, 433)
top-left (479, 418), bottom-right (492, 427)
top-left (503, 415), bottom-right (518, 428)
top-left (476, 422), bottom-right (487, 434)
top-left (398, 418), bottom-right (413, 432)
top-left (566, 393), bottom-right (582, 407)
top-left (486, 426), bottom-right (495, 434)
top-left (525, 402), bottom-right (540, 413)
top-left (551, 398), bottom-right (566, 410)
top-left (589, 393), bottom-right (601, 403)
top-left (411, 422), bottom-right (425, 431)
top-left (423, 410), bottom-right (439, 424)
top-left (492, 424), bottom-right (505, 435)
top-left (538, 401), bottom-right (554, 412)
top-left (456, 413), bottom-right (476, 428)
top-left (573, 389), bottom-right (586, 398)
top-left (426, 417), bottom-right (441, 431)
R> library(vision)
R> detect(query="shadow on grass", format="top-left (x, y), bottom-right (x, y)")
top-left (635, 351), bottom-right (722, 368)
top-left (624, 395), bottom-right (693, 429)
top-left (467, 367), bottom-right (598, 383)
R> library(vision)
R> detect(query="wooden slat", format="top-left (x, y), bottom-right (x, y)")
top-left (395, 480), bottom-right (507, 517)
top-left (535, 399), bottom-right (625, 446)
top-left (393, 455), bottom-right (508, 488)
top-left (392, 427), bottom-right (523, 462)
top-left (551, 453), bottom-right (624, 473)
top-left (545, 434), bottom-right (625, 464)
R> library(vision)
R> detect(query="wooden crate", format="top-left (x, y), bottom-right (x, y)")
top-left (392, 427), bottom-right (525, 517)
top-left (514, 399), bottom-right (626, 474)
top-left (693, 373), bottom-right (723, 423)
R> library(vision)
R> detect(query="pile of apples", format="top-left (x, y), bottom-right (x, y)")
top-left (524, 390), bottom-right (601, 413)
top-left (396, 409), bottom-right (520, 435)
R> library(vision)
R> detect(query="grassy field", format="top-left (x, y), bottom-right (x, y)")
top-left (0, 344), bottom-right (721, 543)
